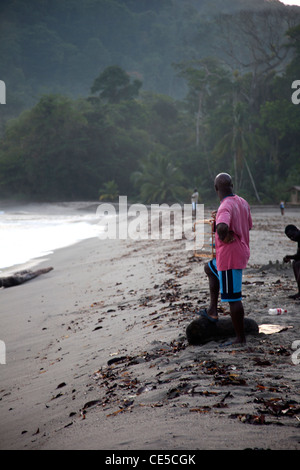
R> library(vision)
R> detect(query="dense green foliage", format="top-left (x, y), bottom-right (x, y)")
top-left (0, 0), bottom-right (300, 204)
top-left (0, 0), bottom-right (292, 121)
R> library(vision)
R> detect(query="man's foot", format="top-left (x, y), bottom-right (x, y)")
top-left (232, 337), bottom-right (246, 345)
top-left (219, 337), bottom-right (246, 348)
top-left (197, 308), bottom-right (218, 323)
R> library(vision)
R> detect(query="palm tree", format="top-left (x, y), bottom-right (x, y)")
top-left (131, 153), bottom-right (187, 204)
top-left (99, 180), bottom-right (119, 201)
top-left (214, 101), bottom-right (261, 202)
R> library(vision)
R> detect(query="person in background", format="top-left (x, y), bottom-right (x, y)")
top-left (280, 201), bottom-right (285, 216)
top-left (191, 188), bottom-right (199, 219)
top-left (283, 224), bottom-right (300, 300)
top-left (199, 173), bottom-right (252, 345)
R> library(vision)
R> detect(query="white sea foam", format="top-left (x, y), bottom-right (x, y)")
top-left (0, 202), bottom-right (103, 271)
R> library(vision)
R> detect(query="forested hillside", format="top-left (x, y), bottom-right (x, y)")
top-left (0, 0), bottom-right (295, 121)
top-left (0, 0), bottom-right (300, 204)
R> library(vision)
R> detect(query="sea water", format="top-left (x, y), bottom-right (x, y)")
top-left (0, 202), bottom-right (102, 272)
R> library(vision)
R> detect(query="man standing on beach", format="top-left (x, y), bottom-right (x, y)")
top-left (200, 173), bottom-right (252, 344)
top-left (283, 224), bottom-right (300, 300)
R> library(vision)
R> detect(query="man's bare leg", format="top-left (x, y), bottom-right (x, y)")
top-left (204, 263), bottom-right (219, 320)
top-left (290, 260), bottom-right (300, 299)
top-left (229, 300), bottom-right (246, 344)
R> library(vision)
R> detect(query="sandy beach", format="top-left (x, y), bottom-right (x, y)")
top-left (0, 205), bottom-right (300, 450)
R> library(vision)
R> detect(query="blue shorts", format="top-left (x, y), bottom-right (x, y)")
top-left (208, 259), bottom-right (242, 302)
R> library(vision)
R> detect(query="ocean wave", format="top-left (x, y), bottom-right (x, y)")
top-left (0, 202), bottom-right (104, 271)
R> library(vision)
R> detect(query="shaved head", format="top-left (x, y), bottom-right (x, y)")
top-left (214, 173), bottom-right (233, 198)
top-left (215, 172), bottom-right (232, 188)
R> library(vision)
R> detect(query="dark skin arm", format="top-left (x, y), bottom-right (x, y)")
top-left (216, 223), bottom-right (235, 244)
top-left (284, 230), bottom-right (300, 262)
top-left (283, 248), bottom-right (300, 263)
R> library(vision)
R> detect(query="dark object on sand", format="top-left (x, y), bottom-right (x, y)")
top-left (186, 315), bottom-right (259, 345)
top-left (0, 267), bottom-right (53, 288)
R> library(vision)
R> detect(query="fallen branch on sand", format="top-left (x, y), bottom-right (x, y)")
top-left (0, 267), bottom-right (53, 288)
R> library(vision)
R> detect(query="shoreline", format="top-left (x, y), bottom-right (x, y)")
top-left (0, 200), bottom-right (102, 274)
top-left (0, 207), bottom-right (300, 450)
top-left (0, 202), bottom-right (299, 275)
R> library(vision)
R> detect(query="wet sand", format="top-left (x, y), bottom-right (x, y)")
top-left (0, 206), bottom-right (299, 450)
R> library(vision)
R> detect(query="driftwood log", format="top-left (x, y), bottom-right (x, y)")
top-left (186, 316), bottom-right (259, 345)
top-left (0, 267), bottom-right (53, 288)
